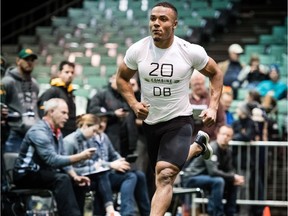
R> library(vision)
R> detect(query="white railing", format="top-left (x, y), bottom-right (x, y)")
top-left (192, 141), bottom-right (288, 215)
top-left (229, 141), bottom-right (287, 203)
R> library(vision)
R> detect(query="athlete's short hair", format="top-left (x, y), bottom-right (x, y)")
top-left (153, 2), bottom-right (178, 18)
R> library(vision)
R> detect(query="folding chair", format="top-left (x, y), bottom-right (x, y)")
top-left (171, 172), bottom-right (206, 216)
top-left (2, 153), bottom-right (57, 216)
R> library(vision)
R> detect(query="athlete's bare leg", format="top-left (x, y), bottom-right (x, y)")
top-left (187, 142), bottom-right (203, 161)
top-left (150, 131), bottom-right (210, 215)
top-left (190, 130), bottom-right (212, 160)
top-left (150, 161), bottom-right (179, 216)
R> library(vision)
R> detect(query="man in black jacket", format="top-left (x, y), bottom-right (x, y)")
top-left (182, 125), bottom-right (245, 216)
top-left (38, 61), bottom-right (76, 137)
top-left (88, 74), bottom-right (138, 157)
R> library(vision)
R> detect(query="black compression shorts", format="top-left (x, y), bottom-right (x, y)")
top-left (142, 115), bottom-right (194, 172)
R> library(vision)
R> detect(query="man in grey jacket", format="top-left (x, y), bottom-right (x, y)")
top-left (13, 98), bottom-right (97, 216)
top-left (0, 48), bottom-right (40, 153)
top-left (182, 125), bottom-right (245, 216)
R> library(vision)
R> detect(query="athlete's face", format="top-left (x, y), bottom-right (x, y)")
top-left (149, 6), bottom-right (178, 47)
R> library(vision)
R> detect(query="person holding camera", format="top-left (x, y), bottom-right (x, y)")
top-left (237, 54), bottom-right (269, 89)
top-left (0, 48), bottom-right (40, 153)
top-left (64, 111), bottom-right (150, 216)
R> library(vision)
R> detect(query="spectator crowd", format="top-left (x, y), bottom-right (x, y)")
top-left (1, 1), bottom-right (287, 214)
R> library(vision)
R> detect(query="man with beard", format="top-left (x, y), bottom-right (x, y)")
top-left (1, 48), bottom-right (40, 153)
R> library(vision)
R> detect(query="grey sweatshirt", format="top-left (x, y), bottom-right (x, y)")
top-left (1, 67), bottom-right (39, 134)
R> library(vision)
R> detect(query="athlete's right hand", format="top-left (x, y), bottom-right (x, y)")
top-left (131, 102), bottom-right (150, 120)
top-left (199, 108), bottom-right (216, 127)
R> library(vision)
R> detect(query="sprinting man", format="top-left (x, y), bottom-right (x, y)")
top-left (116, 2), bottom-right (223, 215)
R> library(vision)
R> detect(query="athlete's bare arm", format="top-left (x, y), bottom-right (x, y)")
top-left (116, 62), bottom-right (149, 120)
top-left (199, 57), bottom-right (224, 127)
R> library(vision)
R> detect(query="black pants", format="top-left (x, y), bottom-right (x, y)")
top-left (14, 169), bottom-right (83, 216)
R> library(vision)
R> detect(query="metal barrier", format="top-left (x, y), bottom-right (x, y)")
top-left (230, 141), bottom-right (287, 203)
top-left (192, 141), bottom-right (288, 215)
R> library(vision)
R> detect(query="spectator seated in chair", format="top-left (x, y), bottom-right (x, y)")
top-left (64, 111), bottom-right (150, 216)
top-left (181, 125), bottom-right (245, 216)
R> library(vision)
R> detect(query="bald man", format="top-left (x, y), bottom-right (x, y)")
top-left (190, 71), bottom-right (226, 141)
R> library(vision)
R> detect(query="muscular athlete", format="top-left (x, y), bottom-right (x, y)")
top-left (116, 2), bottom-right (223, 215)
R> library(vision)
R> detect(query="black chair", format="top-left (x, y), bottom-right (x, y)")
top-left (2, 153), bottom-right (57, 216)
top-left (171, 172), bottom-right (206, 216)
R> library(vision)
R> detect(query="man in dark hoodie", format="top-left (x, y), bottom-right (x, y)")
top-left (38, 60), bottom-right (77, 137)
top-left (0, 48), bottom-right (40, 153)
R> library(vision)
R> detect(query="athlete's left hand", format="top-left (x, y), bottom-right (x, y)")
top-left (199, 108), bottom-right (216, 127)
top-left (131, 102), bottom-right (149, 120)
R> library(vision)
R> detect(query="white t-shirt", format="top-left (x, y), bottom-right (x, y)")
top-left (124, 36), bottom-right (209, 125)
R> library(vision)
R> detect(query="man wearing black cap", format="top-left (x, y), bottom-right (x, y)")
top-left (0, 48), bottom-right (40, 153)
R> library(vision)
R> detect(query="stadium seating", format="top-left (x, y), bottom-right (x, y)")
top-left (105, 65), bottom-right (118, 77)
top-left (85, 76), bottom-right (108, 90)
top-left (236, 88), bottom-right (249, 101)
top-left (18, 35), bottom-right (37, 45)
top-left (82, 66), bottom-right (101, 77)
top-left (100, 56), bottom-right (117, 66)
top-left (1, 45), bottom-right (19, 54)
top-left (33, 65), bottom-right (52, 78)
top-left (244, 44), bottom-right (266, 56)
top-left (2, 1), bottom-right (286, 130)
top-left (1, 1), bottom-right (287, 215)
top-left (35, 26), bottom-right (53, 37)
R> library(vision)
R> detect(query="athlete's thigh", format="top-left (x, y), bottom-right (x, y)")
top-left (142, 123), bottom-right (161, 172)
top-left (158, 116), bottom-right (193, 169)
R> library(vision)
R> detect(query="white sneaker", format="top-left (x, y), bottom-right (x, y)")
top-left (195, 130), bottom-right (213, 160)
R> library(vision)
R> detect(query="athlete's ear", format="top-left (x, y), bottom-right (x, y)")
top-left (173, 20), bottom-right (178, 29)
